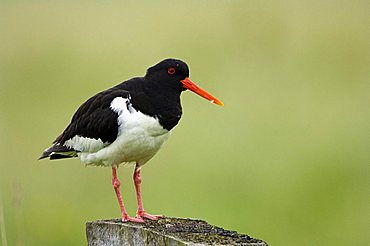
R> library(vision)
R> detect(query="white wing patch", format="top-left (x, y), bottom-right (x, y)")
top-left (110, 96), bottom-right (128, 114)
top-left (64, 135), bottom-right (108, 152)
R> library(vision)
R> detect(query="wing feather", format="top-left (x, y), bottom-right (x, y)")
top-left (40, 88), bottom-right (130, 160)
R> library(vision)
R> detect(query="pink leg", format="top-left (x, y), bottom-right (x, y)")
top-left (112, 166), bottom-right (144, 223)
top-left (134, 165), bottom-right (163, 220)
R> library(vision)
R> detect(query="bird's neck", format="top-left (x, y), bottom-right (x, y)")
top-left (119, 79), bottom-right (183, 131)
top-left (143, 83), bottom-right (183, 131)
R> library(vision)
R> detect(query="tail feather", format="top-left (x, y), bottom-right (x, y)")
top-left (39, 144), bottom-right (78, 160)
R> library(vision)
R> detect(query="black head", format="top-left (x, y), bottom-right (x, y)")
top-left (145, 58), bottom-right (190, 92)
top-left (145, 58), bottom-right (224, 106)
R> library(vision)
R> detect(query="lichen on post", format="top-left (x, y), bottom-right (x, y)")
top-left (86, 217), bottom-right (268, 246)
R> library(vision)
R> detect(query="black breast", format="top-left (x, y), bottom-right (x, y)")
top-left (115, 78), bottom-right (183, 131)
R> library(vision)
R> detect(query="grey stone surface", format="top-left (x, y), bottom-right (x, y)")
top-left (86, 217), bottom-right (268, 246)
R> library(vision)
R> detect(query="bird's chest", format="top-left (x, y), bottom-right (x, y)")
top-left (112, 105), bottom-right (170, 164)
top-left (155, 112), bottom-right (181, 131)
top-left (80, 97), bottom-right (171, 166)
top-left (130, 90), bottom-right (183, 131)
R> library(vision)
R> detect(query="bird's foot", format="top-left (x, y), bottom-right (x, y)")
top-left (136, 211), bottom-right (164, 221)
top-left (122, 215), bottom-right (145, 223)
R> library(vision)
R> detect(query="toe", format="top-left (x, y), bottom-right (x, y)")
top-left (122, 216), bottom-right (145, 223)
top-left (137, 211), bottom-right (164, 220)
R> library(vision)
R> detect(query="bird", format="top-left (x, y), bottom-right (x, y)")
top-left (39, 58), bottom-right (223, 223)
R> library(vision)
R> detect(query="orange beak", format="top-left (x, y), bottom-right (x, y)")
top-left (181, 77), bottom-right (224, 106)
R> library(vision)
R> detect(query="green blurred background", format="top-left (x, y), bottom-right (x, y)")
top-left (0, 1), bottom-right (369, 245)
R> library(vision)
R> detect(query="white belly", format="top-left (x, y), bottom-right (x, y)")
top-left (77, 97), bottom-right (170, 166)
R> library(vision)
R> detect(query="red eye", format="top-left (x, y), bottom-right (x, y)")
top-left (167, 67), bottom-right (176, 75)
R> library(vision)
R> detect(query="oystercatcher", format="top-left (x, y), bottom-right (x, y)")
top-left (39, 58), bottom-right (223, 223)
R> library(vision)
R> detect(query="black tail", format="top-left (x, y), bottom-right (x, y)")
top-left (39, 144), bottom-right (78, 160)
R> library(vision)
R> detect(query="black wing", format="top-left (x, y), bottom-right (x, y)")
top-left (39, 87), bottom-right (130, 160)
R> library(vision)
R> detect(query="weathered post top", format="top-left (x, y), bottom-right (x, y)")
top-left (86, 217), bottom-right (268, 246)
